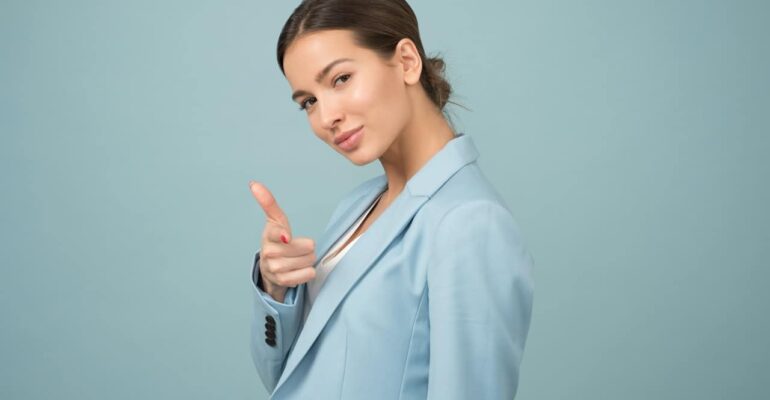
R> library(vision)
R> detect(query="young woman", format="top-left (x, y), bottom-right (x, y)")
top-left (248, 1), bottom-right (534, 398)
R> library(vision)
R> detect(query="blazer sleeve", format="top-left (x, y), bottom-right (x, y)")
top-left (249, 250), bottom-right (306, 394)
top-left (426, 201), bottom-right (535, 399)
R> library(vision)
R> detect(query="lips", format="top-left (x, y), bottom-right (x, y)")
top-left (334, 126), bottom-right (363, 145)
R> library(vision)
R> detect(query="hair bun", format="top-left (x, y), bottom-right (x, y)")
top-left (423, 56), bottom-right (452, 110)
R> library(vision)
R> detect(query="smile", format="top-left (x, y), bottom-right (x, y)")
top-left (336, 127), bottom-right (364, 151)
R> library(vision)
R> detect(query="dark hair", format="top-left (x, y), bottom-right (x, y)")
top-left (276, 0), bottom-right (454, 112)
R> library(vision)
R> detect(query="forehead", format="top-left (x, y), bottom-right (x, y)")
top-left (283, 29), bottom-right (372, 86)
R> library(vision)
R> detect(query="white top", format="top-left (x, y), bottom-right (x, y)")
top-left (302, 191), bottom-right (384, 323)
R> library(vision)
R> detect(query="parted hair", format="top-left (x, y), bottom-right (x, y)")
top-left (276, 0), bottom-right (454, 111)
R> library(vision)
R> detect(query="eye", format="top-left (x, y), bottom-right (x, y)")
top-left (298, 97), bottom-right (316, 111)
top-left (333, 73), bottom-right (351, 86)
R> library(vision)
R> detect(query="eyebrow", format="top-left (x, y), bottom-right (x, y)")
top-left (291, 58), bottom-right (354, 102)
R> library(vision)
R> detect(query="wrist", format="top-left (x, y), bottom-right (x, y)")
top-left (258, 259), bottom-right (288, 302)
top-left (259, 273), bottom-right (288, 302)
top-left (266, 284), bottom-right (287, 303)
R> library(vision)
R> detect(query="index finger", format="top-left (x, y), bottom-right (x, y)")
top-left (249, 181), bottom-right (289, 228)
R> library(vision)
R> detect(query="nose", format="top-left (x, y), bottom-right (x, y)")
top-left (319, 97), bottom-right (344, 132)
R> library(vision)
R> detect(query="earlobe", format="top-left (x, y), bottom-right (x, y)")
top-left (396, 38), bottom-right (422, 85)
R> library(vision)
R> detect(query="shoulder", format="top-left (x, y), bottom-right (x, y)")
top-left (416, 163), bottom-right (517, 226)
top-left (421, 165), bottom-right (534, 279)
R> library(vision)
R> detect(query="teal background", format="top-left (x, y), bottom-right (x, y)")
top-left (2, 1), bottom-right (768, 399)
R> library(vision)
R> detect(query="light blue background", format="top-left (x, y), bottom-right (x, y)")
top-left (2, 1), bottom-right (768, 399)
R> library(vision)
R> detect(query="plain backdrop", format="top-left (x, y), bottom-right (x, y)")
top-left (2, 1), bottom-right (768, 399)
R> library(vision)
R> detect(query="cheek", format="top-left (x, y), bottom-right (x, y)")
top-left (307, 116), bottom-right (328, 142)
top-left (347, 80), bottom-right (377, 110)
top-left (350, 73), bottom-right (407, 127)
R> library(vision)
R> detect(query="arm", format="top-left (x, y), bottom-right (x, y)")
top-left (426, 201), bottom-right (535, 399)
top-left (249, 250), bottom-right (306, 394)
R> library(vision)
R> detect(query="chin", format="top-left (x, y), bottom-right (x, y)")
top-left (344, 148), bottom-right (379, 166)
top-left (349, 158), bottom-right (375, 166)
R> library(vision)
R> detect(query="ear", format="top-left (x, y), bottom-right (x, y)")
top-left (394, 38), bottom-right (422, 85)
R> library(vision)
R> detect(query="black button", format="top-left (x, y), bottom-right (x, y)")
top-left (265, 337), bottom-right (276, 347)
top-left (265, 322), bottom-right (276, 331)
top-left (265, 330), bottom-right (276, 339)
top-left (265, 315), bottom-right (276, 325)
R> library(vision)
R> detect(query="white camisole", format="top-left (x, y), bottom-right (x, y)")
top-left (302, 191), bottom-right (385, 323)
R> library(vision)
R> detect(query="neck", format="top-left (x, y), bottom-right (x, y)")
top-left (377, 94), bottom-right (456, 205)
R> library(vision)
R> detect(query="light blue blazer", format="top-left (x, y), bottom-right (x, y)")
top-left (250, 133), bottom-right (534, 399)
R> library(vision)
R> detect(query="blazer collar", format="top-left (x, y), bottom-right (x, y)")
top-left (273, 133), bottom-right (479, 394)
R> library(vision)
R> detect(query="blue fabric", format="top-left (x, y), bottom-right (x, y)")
top-left (249, 133), bottom-right (535, 399)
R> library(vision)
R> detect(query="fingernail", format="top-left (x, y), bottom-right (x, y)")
top-left (281, 234), bottom-right (288, 244)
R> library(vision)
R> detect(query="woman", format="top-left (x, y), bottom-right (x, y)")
top-left (248, 1), bottom-right (534, 398)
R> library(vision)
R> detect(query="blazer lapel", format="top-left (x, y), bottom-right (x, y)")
top-left (315, 175), bottom-right (389, 276)
top-left (273, 133), bottom-right (480, 394)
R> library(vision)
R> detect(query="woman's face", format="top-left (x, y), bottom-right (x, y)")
top-left (282, 29), bottom-right (413, 165)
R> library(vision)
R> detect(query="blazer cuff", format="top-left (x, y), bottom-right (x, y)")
top-left (252, 250), bottom-right (300, 308)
